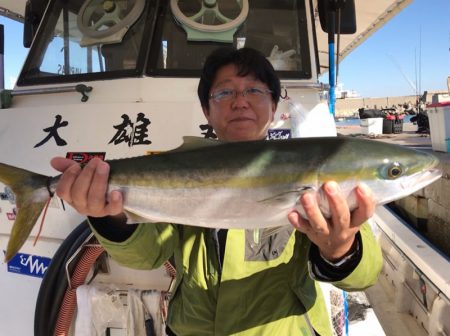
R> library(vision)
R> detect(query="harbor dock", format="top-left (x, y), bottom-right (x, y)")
top-left (337, 120), bottom-right (450, 336)
top-left (337, 120), bottom-right (450, 258)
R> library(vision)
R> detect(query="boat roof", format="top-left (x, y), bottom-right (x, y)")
top-left (0, 1), bottom-right (26, 22)
top-left (313, 0), bottom-right (413, 72)
top-left (1, 0), bottom-right (412, 72)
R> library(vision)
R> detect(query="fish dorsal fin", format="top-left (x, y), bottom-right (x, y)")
top-left (170, 136), bottom-right (224, 153)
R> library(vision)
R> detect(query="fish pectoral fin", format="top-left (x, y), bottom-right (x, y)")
top-left (170, 136), bottom-right (224, 153)
top-left (258, 186), bottom-right (315, 205)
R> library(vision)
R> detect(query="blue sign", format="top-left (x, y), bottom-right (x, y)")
top-left (6, 252), bottom-right (51, 278)
top-left (268, 129), bottom-right (291, 140)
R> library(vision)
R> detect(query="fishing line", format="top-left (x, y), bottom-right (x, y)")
top-left (33, 196), bottom-right (52, 246)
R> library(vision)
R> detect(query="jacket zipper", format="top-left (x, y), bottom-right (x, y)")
top-left (211, 229), bottom-right (223, 278)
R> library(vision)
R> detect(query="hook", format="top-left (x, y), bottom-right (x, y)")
top-left (280, 87), bottom-right (288, 99)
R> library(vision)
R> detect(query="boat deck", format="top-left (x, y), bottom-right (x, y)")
top-left (337, 120), bottom-right (430, 146)
top-left (338, 120), bottom-right (448, 161)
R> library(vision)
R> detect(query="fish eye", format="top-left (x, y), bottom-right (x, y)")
top-left (385, 162), bottom-right (403, 179)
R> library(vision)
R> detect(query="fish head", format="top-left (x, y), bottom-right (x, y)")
top-left (318, 137), bottom-right (442, 206)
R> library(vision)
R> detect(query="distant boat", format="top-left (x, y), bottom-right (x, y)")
top-left (335, 83), bottom-right (360, 99)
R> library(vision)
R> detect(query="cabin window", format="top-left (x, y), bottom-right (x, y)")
top-left (17, 0), bottom-right (152, 85)
top-left (17, 0), bottom-right (312, 85)
top-left (147, 0), bottom-right (312, 79)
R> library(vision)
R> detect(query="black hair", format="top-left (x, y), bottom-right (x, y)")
top-left (197, 47), bottom-right (281, 110)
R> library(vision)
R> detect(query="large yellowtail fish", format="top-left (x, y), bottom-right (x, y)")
top-left (0, 136), bottom-right (442, 262)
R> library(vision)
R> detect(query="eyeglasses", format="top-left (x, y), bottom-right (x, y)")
top-left (209, 87), bottom-right (273, 103)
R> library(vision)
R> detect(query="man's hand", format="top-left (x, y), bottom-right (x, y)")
top-left (51, 157), bottom-right (123, 217)
top-left (287, 181), bottom-right (375, 261)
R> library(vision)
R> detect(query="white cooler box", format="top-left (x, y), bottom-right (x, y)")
top-left (427, 102), bottom-right (450, 152)
top-left (360, 118), bottom-right (383, 135)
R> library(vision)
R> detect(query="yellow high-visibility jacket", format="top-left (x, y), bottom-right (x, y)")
top-left (91, 222), bottom-right (382, 336)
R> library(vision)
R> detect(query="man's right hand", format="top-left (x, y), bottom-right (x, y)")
top-left (50, 157), bottom-right (124, 217)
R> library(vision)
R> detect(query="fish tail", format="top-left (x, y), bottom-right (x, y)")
top-left (0, 162), bottom-right (50, 262)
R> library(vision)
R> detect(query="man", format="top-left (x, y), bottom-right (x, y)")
top-left (51, 47), bottom-right (382, 335)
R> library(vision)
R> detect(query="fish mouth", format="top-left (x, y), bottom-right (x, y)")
top-left (400, 168), bottom-right (442, 191)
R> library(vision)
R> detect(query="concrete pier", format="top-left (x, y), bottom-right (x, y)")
top-left (334, 91), bottom-right (447, 118)
top-left (337, 121), bottom-right (450, 257)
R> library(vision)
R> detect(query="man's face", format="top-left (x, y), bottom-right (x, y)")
top-left (202, 64), bottom-right (276, 141)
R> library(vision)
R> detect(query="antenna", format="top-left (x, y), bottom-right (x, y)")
top-left (418, 26), bottom-right (422, 100)
top-left (415, 48), bottom-right (418, 97)
top-left (387, 53), bottom-right (417, 94)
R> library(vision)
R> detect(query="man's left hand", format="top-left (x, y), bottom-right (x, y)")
top-left (287, 181), bottom-right (375, 261)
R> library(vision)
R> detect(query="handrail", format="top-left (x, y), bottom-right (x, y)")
top-left (11, 84), bottom-right (93, 101)
top-left (0, 84), bottom-right (93, 108)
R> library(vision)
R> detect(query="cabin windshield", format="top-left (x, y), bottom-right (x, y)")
top-left (18, 0), bottom-right (150, 85)
top-left (18, 0), bottom-right (312, 86)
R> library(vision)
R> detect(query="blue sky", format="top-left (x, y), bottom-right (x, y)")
top-left (328, 0), bottom-right (450, 97)
top-left (0, 0), bottom-right (449, 97)
top-left (0, 16), bottom-right (28, 89)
